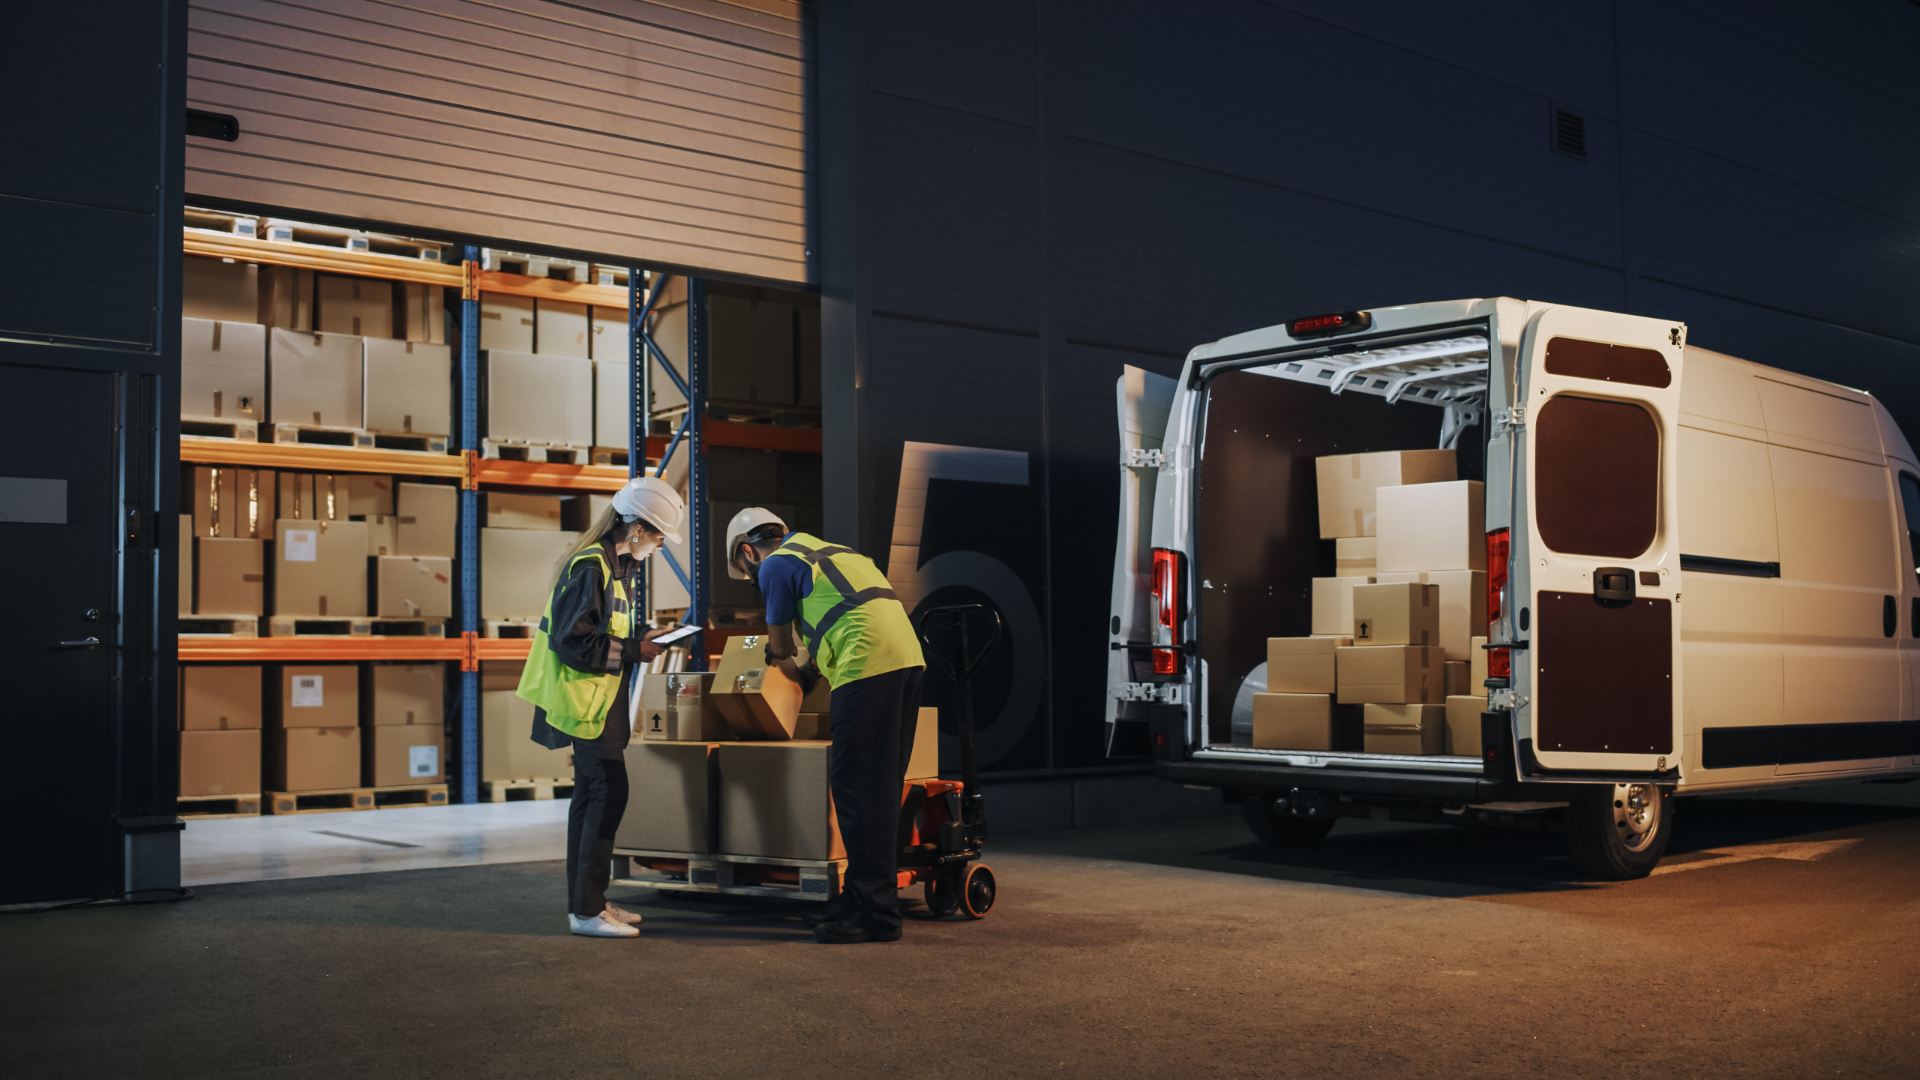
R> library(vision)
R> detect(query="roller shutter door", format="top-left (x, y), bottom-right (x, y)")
top-left (186, 0), bottom-right (808, 283)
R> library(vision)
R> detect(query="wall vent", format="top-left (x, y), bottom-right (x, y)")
top-left (1551, 106), bottom-right (1588, 159)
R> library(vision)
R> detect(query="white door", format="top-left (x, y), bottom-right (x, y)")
top-left (1509, 307), bottom-right (1687, 779)
top-left (1107, 365), bottom-right (1176, 756)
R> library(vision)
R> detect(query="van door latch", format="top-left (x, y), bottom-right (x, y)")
top-left (1123, 448), bottom-right (1166, 470)
top-left (1118, 681), bottom-right (1185, 705)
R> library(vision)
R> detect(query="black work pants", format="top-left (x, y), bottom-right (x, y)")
top-left (827, 665), bottom-right (925, 931)
top-left (566, 751), bottom-right (629, 918)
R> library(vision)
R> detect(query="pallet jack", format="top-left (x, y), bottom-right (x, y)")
top-left (895, 602), bottom-right (1001, 919)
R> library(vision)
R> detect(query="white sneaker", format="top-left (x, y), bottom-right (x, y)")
top-left (604, 901), bottom-right (644, 927)
top-left (569, 912), bottom-right (639, 938)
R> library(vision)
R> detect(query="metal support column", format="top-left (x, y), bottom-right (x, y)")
top-left (627, 267), bottom-right (647, 616)
top-left (686, 277), bottom-right (709, 669)
top-left (457, 245), bottom-right (482, 804)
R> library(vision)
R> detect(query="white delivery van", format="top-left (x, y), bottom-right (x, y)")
top-left (1111, 299), bottom-right (1920, 878)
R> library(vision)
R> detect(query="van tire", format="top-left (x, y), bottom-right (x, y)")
top-left (1567, 784), bottom-right (1673, 880)
top-left (1241, 798), bottom-right (1336, 848)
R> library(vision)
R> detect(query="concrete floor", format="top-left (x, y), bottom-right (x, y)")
top-left (181, 800), bottom-right (572, 886)
top-left (5, 790), bottom-right (1919, 1078)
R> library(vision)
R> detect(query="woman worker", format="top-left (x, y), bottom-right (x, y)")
top-left (517, 475), bottom-right (686, 939)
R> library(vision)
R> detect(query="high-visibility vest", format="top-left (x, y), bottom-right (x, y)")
top-left (516, 546), bottom-right (635, 740)
top-left (767, 532), bottom-right (924, 689)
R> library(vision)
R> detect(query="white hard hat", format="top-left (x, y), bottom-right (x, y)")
top-left (724, 506), bottom-right (788, 579)
top-left (611, 476), bottom-right (685, 545)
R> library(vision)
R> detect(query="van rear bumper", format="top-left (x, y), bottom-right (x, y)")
top-left (1157, 758), bottom-right (1536, 804)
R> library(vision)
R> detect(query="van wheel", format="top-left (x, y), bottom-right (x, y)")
top-left (1567, 783), bottom-right (1673, 880)
top-left (1242, 797), bottom-right (1336, 848)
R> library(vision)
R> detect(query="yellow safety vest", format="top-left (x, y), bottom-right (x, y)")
top-left (767, 532), bottom-right (924, 689)
top-left (516, 546), bottom-right (634, 740)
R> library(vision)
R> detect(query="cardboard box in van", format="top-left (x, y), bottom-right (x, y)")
top-left (1334, 537), bottom-right (1376, 576)
top-left (1445, 696), bottom-right (1485, 756)
top-left (1310, 576), bottom-right (1373, 636)
top-left (1252, 692), bottom-right (1333, 750)
top-left (1351, 582), bottom-right (1438, 647)
top-left (1375, 569), bottom-right (1487, 662)
top-left (1376, 480), bottom-right (1486, 572)
top-left (1444, 661), bottom-right (1471, 697)
top-left (1336, 645), bottom-right (1442, 705)
top-left (1267, 636), bottom-right (1349, 694)
top-left (1362, 704), bottom-right (1446, 755)
top-left (1469, 635), bottom-right (1489, 697)
top-left (1316, 449), bottom-right (1456, 539)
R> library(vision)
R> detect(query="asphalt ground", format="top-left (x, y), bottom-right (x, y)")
top-left (4, 789), bottom-right (1917, 1078)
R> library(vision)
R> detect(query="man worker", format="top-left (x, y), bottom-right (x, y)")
top-left (725, 507), bottom-right (926, 944)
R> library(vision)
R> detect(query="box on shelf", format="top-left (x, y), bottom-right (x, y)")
top-left (181, 318), bottom-right (266, 424)
top-left (269, 328), bottom-right (364, 428)
top-left (1310, 576), bottom-right (1373, 637)
top-left (1336, 645), bottom-right (1442, 705)
top-left (368, 664), bottom-right (444, 727)
top-left (1445, 696), bottom-right (1485, 756)
top-left (485, 349), bottom-right (593, 447)
top-left (709, 632), bottom-right (829, 740)
top-left (480, 295), bottom-right (535, 353)
top-left (1266, 636), bottom-right (1348, 695)
top-left (594, 360), bottom-right (630, 450)
top-left (191, 465), bottom-right (274, 538)
top-left (364, 514), bottom-right (400, 556)
top-left (1376, 480), bottom-right (1486, 573)
top-left (481, 689), bottom-right (571, 782)
top-left (535, 299), bottom-right (590, 358)
top-left (363, 339), bottom-right (451, 437)
top-left (1469, 635), bottom-right (1490, 698)
top-left (400, 283), bottom-right (446, 345)
top-left (195, 537), bottom-right (265, 615)
top-left (653, 289), bottom-right (798, 409)
top-left (183, 256), bottom-right (260, 323)
top-left (344, 474), bottom-right (394, 517)
top-left (716, 741), bottom-right (844, 861)
top-left (562, 493), bottom-right (612, 533)
top-left (482, 660), bottom-right (525, 692)
top-left (1315, 449), bottom-right (1456, 539)
top-left (1252, 693), bottom-right (1334, 751)
top-left (485, 492), bottom-right (563, 530)
top-left (273, 664), bottom-right (360, 728)
top-left (273, 519), bottom-right (369, 616)
top-left (396, 482), bottom-right (457, 557)
top-left (616, 742), bottom-right (719, 854)
top-left (589, 307), bottom-right (629, 362)
top-left (366, 725), bottom-right (445, 786)
top-left (1351, 582), bottom-right (1439, 647)
top-left (180, 730), bottom-right (262, 797)
top-left (1375, 569), bottom-right (1487, 662)
top-left (1362, 703), bottom-right (1446, 755)
top-left (269, 727), bottom-right (361, 792)
top-left (181, 665), bottom-right (262, 731)
top-left (375, 556), bottom-right (452, 618)
top-left (275, 472), bottom-right (341, 523)
top-left (1334, 537), bottom-right (1377, 577)
top-left (480, 528), bottom-right (581, 621)
top-left (261, 266), bottom-right (315, 331)
top-left (177, 515), bottom-right (193, 615)
top-left (315, 274), bottom-right (396, 338)
top-left (638, 671), bottom-right (727, 742)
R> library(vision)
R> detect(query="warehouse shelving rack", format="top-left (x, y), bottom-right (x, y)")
top-left (179, 223), bottom-right (816, 802)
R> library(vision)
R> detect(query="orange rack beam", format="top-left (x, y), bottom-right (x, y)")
top-left (475, 269), bottom-right (629, 311)
top-left (467, 454), bottom-right (629, 492)
top-left (182, 437), bottom-right (466, 479)
top-left (184, 232), bottom-right (462, 288)
top-left (179, 637), bottom-right (465, 663)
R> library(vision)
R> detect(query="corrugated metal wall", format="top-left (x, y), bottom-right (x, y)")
top-left (185, 0), bottom-right (810, 283)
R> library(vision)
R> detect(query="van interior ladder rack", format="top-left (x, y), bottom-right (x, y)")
top-left (1249, 332), bottom-right (1491, 450)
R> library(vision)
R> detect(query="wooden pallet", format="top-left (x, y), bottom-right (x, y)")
top-left (178, 615), bottom-right (261, 637)
top-left (372, 783), bottom-right (449, 809)
top-left (368, 617), bottom-right (448, 638)
top-left (482, 249), bottom-right (586, 282)
top-left (264, 218), bottom-right (447, 261)
top-left (370, 431), bottom-right (452, 455)
top-left (612, 850), bottom-right (845, 903)
top-left (267, 787), bottom-right (376, 814)
top-left (481, 619), bottom-right (539, 639)
top-left (185, 206), bottom-right (261, 238)
top-left (179, 417), bottom-right (261, 442)
top-left (480, 438), bottom-right (587, 464)
top-left (270, 423), bottom-right (375, 449)
top-left (590, 446), bottom-right (631, 467)
top-left (483, 778), bottom-right (574, 803)
top-left (178, 792), bottom-right (262, 819)
top-left (590, 265), bottom-right (632, 288)
top-left (267, 615), bottom-right (372, 637)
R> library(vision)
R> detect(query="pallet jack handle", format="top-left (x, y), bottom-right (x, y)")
top-left (916, 603), bottom-right (1002, 832)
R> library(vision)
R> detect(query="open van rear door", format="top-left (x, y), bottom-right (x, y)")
top-left (1108, 365), bottom-right (1177, 757)
top-left (1507, 307), bottom-right (1686, 781)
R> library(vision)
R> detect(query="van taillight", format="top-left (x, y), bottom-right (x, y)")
top-left (1151, 548), bottom-right (1184, 676)
top-left (1486, 528), bottom-right (1511, 681)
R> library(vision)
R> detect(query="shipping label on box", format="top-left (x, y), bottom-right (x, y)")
top-left (1375, 570), bottom-right (1487, 662)
top-left (376, 556), bottom-right (453, 618)
top-left (618, 742), bottom-right (719, 854)
top-left (1336, 645), bottom-right (1442, 705)
top-left (480, 295), bottom-right (535, 353)
top-left (269, 328), bottom-right (364, 428)
top-left (535, 299), bottom-right (590, 358)
top-left (1376, 480), bottom-right (1486, 573)
top-left (1445, 696), bottom-right (1485, 756)
top-left (181, 665), bottom-right (263, 731)
top-left (1363, 703), bottom-right (1447, 755)
top-left (273, 519), bottom-right (369, 616)
top-left (275, 665), bottom-right (360, 728)
top-left (1334, 536), bottom-right (1377, 577)
top-left (485, 492), bottom-right (564, 530)
top-left (181, 318), bottom-right (266, 424)
top-left (316, 274), bottom-right (396, 337)
top-left (1315, 449), bottom-right (1457, 539)
top-left (1470, 635), bottom-right (1490, 698)
top-left (1310, 576), bottom-right (1373, 637)
top-left (369, 663), bottom-right (445, 726)
top-left (270, 726), bottom-right (361, 791)
top-left (363, 338), bottom-right (452, 437)
top-left (480, 528), bottom-right (583, 621)
top-left (1352, 582), bottom-right (1439, 646)
top-left (1266, 636), bottom-right (1348, 695)
top-left (195, 537), bottom-right (265, 615)
top-left (180, 729), bottom-right (262, 796)
top-left (183, 257), bottom-right (260, 323)
top-left (1252, 693), bottom-right (1334, 750)
top-left (396, 482), bottom-right (457, 557)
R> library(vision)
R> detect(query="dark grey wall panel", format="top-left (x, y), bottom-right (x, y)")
top-left (1674, 0), bottom-right (1920, 110)
top-left (0, 198), bottom-right (159, 348)
top-left (4, 12), bottom-right (164, 214)
top-left (868, 1), bottom-right (1037, 124)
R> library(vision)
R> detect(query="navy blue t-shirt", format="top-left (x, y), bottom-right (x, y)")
top-left (757, 533), bottom-right (813, 625)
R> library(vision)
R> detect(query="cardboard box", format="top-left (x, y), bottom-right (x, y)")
top-left (1336, 645), bottom-right (1442, 705)
top-left (1351, 582), bottom-right (1439, 647)
top-left (1266, 636), bottom-right (1348, 695)
top-left (485, 492), bottom-right (564, 530)
top-left (482, 660), bottom-right (525, 692)
top-left (195, 537), bottom-right (265, 615)
top-left (794, 711), bottom-right (828, 741)
top-left (652, 290), bottom-right (798, 408)
top-left (401, 283), bottom-right (446, 345)
top-left (181, 665), bottom-right (263, 731)
top-left (481, 689), bottom-right (571, 781)
top-left (1334, 536), bottom-right (1377, 577)
top-left (480, 295), bottom-right (535, 352)
top-left (261, 266), bottom-right (315, 330)
top-left (273, 519), bottom-right (369, 616)
top-left (1376, 480), bottom-right (1486, 572)
top-left (486, 350), bottom-right (593, 447)
top-left (191, 465), bottom-right (274, 539)
top-left (563, 493), bottom-right (612, 533)
top-left (589, 306), bottom-right (630, 362)
top-left (906, 707), bottom-right (939, 780)
top-left (1310, 577), bottom-right (1373, 637)
top-left (1252, 693), bottom-right (1333, 751)
top-left (275, 473), bottom-right (336, 523)
top-left (178, 514), bottom-right (193, 615)
top-left (1363, 703), bottom-right (1446, 755)
top-left (181, 318), bottom-right (266, 424)
top-left (1376, 570), bottom-right (1487, 662)
top-left (638, 671), bottom-right (728, 742)
top-left (343, 474), bottom-right (394, 517)
top-left (396, 482), bottom-right (457, 557)
top-left (616, 742), bottom-right (719, 854)
top-left (1470, 635), bottom-right (1490, 698)
top-left (269, 726), bottom-right (361, 791)
top-left (716, 741), bottom-right (844, 861)
top-left (480, 528), bottom-right (581, 620)
top-left (368, 664), bottom-right (444, 726)
top-left (709, 633), bottom-right (827, 740)
top-left (315, 274), bottom-right (395, 337)
top-left (364, 515), bottom-right (400, 556)
top-left (269, 328), bottom-right (364, 428)
top-left (180, 730), bottom-right (261, 796)
top-left (535, 299), bottom-right (591, 358)
top-left (1445, 661), bottom-right (1471, 698)
top-left (375, 556), bottom-right (452, 618)
top-left (183, 256), bottom-right (260, 323)
top-left (1445, 696), bottom-right (1485, 757)
top-left (363, 338), bottom-right (451, 436)
top-left (366, 724), bottom-right (445, 786)
top-left (1315, 449), bottom-right (1456, 539)
top-left (274, 664), bottom-right (361, 728)
top-left (594, 360), bottom-right (630, 450)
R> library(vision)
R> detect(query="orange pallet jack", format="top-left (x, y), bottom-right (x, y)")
top-left (896, 603), bottom-right (1001, 919)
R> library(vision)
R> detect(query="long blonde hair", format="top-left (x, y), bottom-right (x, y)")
top-left (551, 503), bottom-right (625, 592)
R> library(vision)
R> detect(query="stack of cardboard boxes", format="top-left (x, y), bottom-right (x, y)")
top-left (1252, 449), bottom-right (1490, 757)
top-left (479, 493), bottom-right (583, 624)
top-left (481, 287), bottom-right (595, 451)
top-left (180, 665), bottom-right (263, 798)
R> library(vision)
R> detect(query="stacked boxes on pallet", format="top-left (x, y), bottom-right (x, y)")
top-left (479, 493), bottom-right (579, 625)
top-left (365, 665), bottom-right (446, 787)
top-left (270, 665), bottom-right (361, 792)
top-left (180, 666), bottom-right (263, 798)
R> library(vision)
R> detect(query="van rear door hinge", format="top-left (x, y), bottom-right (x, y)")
top-left (1123, 448), bottom-right (1166, 470)
top-left (1118, 681), bottom-right (1185, 705)
top-left (1494, 406), bottom-right (1525, 431)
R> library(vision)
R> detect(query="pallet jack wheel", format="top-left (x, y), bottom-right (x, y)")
top-left (959, 862), bottom-right (996, 919)
top-left (925, 871), bottom-right (961, 918)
